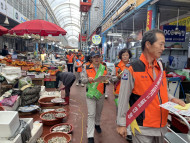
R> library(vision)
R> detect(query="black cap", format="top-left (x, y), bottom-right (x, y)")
top-left (90, 51), bottom-right (101, 57)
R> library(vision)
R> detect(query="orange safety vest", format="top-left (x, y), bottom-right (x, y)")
top-left (66, 54), bottom-right (74, 64)
top-left (86, 64), bottom-right (107, 94)
top-left (114, 61), bottom-right (130, 95)
top-left (76, 60), bottom-right (83, 72)
top-left (129, 53), bottom-right (168, 128)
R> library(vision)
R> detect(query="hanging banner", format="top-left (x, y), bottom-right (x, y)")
top-left (169, 16), bottom-right (190, 32)
top-left (146, 10), bottom-right (152, 31)
top-left (163, 25), bottom-right (186, 42)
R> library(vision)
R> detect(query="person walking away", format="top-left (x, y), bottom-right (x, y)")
top-left (116, 29), bottom-right (185, 143)
top-left (75, 55), bottom-right (84, 87)
top-left (55, 71), bottom-right (76, 105)
top-left (66, 50), bottom-right (74, 72)
top-left (111, 48), bottom-right (132, 142)
top-left (81, 51), bottom-right (107, 143)
top-left (2, 45), bottom-right (9, 56)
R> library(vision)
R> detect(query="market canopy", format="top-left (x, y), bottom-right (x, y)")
top-left (0, 25), bottom-right (8, 36)
top-left (9, 19), bottom-right (67, 36)
top-left (47, 0), bottom-right (80, 48)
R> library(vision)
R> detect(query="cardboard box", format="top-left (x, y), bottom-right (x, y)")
top-left (0, 111), bottom-right (20, 137)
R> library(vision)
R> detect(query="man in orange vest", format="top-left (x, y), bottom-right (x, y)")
top-left (81, 51), bottom-right (107, 143)
top-left (66, 50), bottom-right (74, 72)
top-left (116, 29), bottom-right (185, 143)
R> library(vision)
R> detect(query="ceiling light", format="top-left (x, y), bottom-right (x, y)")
top-left (94, 5), bottom-right (99, 11)
top-left (107, 40), bottom-right (111, 45)
top-left (4, 16), bottom-right (9, 25)
top-left (129, 14), bottom-right (137, 40)
top-left (174, 8), bottom-right (182, 35)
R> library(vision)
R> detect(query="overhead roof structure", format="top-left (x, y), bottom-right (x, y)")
top-left (47, 0), bottom-right (80, 48)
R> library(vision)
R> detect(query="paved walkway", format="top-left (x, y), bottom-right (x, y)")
top-left (20, 83), bottom-right (129, 143)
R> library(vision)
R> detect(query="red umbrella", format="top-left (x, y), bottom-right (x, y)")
top-left (9, 19), bottom-right (67, 36)
top-left (0, 25), bottom-right (8, 36)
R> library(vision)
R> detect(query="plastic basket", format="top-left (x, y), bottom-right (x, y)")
top-left (50, 123), bottom-right (73, 134)
top-left (38, 97), bottom-right (59, 107)
top-left (45, 81), bottom-right (56, 88)
top-left (43, 132), bottom-right (71, 143)
top-left (40, 111), bottom-right (61, 126)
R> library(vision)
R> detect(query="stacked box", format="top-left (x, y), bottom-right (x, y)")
top-left (0, 111), bottom-right (20, 137)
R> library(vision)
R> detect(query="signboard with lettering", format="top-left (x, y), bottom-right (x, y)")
top-left (169, 16), bottom-right (190, 32)
top-left (92, 35), bottom-right (101, 45)
top-left (146, 10), bottom-right (152, 31)
top-left (163, 25), bottom-right (186, 42)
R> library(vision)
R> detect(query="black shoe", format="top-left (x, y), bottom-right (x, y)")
top-left (126, 135), bottom-right (132, 142)
top-left (88, 137), bottom-right (94, 143)
top-left (95, 125), bottom-right (102, 133)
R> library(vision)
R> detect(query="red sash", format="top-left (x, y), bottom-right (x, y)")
top-left (126, 63), bottom-right (163, 127)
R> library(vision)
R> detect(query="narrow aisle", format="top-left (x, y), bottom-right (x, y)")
top-left (69, 83), bottom-right (129, 143)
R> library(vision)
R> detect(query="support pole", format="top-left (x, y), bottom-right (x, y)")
top-left (146, 4), bottom-right (157, 31)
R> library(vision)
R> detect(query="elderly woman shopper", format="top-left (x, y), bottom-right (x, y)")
top-left (81, 51), bottom-right (107, 143)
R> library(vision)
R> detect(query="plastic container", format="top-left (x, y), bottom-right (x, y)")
top-left (171, 114), bottom-right (189, 134)
top-left (54, 112), bottom-right (67, 120)
top-left (40, 111), bottom-right (61, 126)
top-left (45, 81), bottom-right (56, 88)
top-left (50, 123), bottom-right (73, 134)
top-left (0, 111), bottom-right (20, 137)
top-left (38, 97), bottom-right (59, 107)
top-left (54, 107), bottom-right (67, 113)
top-left (43, 132), bottom-right (71, 143)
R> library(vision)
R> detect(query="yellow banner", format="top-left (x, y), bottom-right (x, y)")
top-left (169, 16), bottom-right (190, 32)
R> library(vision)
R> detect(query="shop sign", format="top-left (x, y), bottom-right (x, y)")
top-left (146, 10), bottom-right (152, 31)
top-left (92, 35), bottom-right (101, 45)
top-left (0, 0), bottom-right (29, 23)
top-left (169, 16), bottom-right (190, 32)
top-left (163, 25), bottom-right (186, 42)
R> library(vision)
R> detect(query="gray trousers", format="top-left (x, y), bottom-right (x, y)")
top-left (75, 72), bottom-right (81, 83)
top-left (133, 134), bottom-right (164, 143)
top-left (86, 95), bottom-right (105, 138)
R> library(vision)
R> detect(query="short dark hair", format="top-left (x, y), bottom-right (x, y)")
top-left (56, 71), bottom-right (62, 79)
top-left (118, 48), bottom-right (132, 59)
top-left (4, 45), bottom-right (7, 49)
top-left (141, 29), bottom-right (165, 51)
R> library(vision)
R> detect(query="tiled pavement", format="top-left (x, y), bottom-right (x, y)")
top-left (20, 83), bottom-right (129, 143)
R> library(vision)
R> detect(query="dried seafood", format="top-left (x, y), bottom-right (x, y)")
top-left (42, 113), bottom-right (56, 120)
top-left (52, 125), bottom-right (71, 133)
top-left (48, 137), bottom-right (67, 143)
top-left (55, 113), bottom-right (66, 118)
top-left (55, 108), bottom-right (66, 113)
